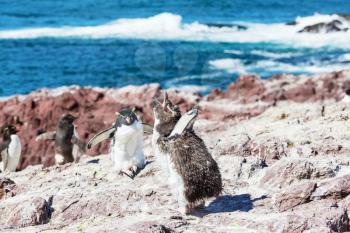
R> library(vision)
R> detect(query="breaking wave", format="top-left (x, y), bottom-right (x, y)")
top-left (208, 58), bottom-right (350, 75)
top-left (0, 13), bottom-right (350, 48)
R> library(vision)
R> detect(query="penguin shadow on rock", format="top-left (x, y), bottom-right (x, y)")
top-left (190, 194), bottom-right (268, 217)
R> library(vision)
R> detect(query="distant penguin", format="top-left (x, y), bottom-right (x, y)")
top-left (87, 108), bottom-right (151, 178)
top-left (342, 88), bottom-right (350, 103)
top-left (0, 125), bottom-right (21, 173)
top-left (152, 93), bottom-right (222, 214)
top-left (36, 113), bottom-right (85, 165)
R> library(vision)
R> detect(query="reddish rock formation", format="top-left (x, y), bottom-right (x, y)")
top-left (207, 70), bottom-right (350, 104)
top-left (0, 70), bottom-right (349, 169)
top-left (0, 85), bottom-right (160, 169)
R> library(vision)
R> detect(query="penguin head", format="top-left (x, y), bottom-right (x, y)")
top-left (59, 113), bottom-right (77, 125)
top-left (151, 92), bottom-right (181, 136)
top-left (0, 125), bottom-right (18, 140)
top-left (345, 88), bottom-right (350, 96)
top-left (115, 108), bottom-right (138, 126)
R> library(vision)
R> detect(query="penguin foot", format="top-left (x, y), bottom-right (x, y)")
top-left (194, 200), bottom-right (205, 210)
top-left (131, 165), bottom-right (138, 174)
top-left (117, 165), bottom-right (141, 179)
top-left (179, 207), bottom-right (188, 215)
top-left (119, 166), bottom-right (138, 179)
top-left (119, 169), bottom-right (133, 179)
top-left (184, 205), bottom-right (193, 215)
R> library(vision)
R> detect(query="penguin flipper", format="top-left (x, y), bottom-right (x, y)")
top-left (0, 143), bottom-right (7, 156)
top-left (71, 136), bottom-right (86, 153)
top-left (36, 131), bottom-right (56, 141)
top-left (2, 149), bottom-right (8, 172)
top-left (87, 127), bottom-right (115, 150)
top-left (169, 107), bottom-right (199, 138)
top-left (142, 123), bottom-right (153, 135)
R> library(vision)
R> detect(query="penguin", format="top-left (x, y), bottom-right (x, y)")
top-left (342, 88), bottom-right (350, 103)
top-left (0, 125), bottom-right (21, 173)
top-left (87, 108), bottom-right (149, 178)
top-left (151, 92), bottom-right (222, 214)
top-left (36, 113), bottom-right (85, 165)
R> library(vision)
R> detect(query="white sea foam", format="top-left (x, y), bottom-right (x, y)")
top-left (166, 85), bottom-right (211, 93)
top-left (166, 72), bottom-right (224, 86)
top-left (340, 53), bottom-right (350, 62)
top-left (250, 50), bottom-right (300, 59)
top-left (253, 60), bottom-right (350, 73)
top-left (209, 58), bottom-right (246, 74)
top-left (224, 50), bottom-right (243, 55)
top-left (208, 58), bottom-right (350, 74)
top-left (0, 13), bottom-right (349, 48)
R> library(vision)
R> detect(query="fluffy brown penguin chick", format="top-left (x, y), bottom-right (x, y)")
top-left (151, 92), bottom-right (222, 214)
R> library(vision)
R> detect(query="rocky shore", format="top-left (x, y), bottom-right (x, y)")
top-left (1, 70), bottom-right (350, 232)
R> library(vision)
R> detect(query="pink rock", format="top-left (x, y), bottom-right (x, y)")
top-left (273, 181), bottom-right (316, 212)
top-left (260, 159), bottom-right (336, 190)
top-left (260, 159), bottom-right (315, 190)
top-left (312, 175), bottom-right (350, 200)
top-left (0, 197), bottom-right (51, 229)
top-left (1, 70), bottom-right (349, 170)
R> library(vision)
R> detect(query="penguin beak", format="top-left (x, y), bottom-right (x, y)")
top-left (126, 117), bottom-right (132, 124)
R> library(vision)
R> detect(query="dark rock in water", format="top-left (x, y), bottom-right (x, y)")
top-left (298, 20), bottom-right (346, 33)
top-left (205, 22), bottom-right (247, 30)
top-left (297, 14), bottom-right (350, 33)
top-left (286, 21), bottom-right (297, 26)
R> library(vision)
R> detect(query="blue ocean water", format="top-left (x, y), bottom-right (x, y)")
top-left (0, 0), bottom-right (350, 96)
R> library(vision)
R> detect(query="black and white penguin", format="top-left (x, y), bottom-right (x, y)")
top-left (87, 108), bottom-right (149, 178)
top-left (151, 93), bottom-right (222, 214)
top-left (342, 88), bottom-right (350, 103)
top-left (36, 113), bottom-right (85, 165)
top-left (0, 125), bottom-right (21, 173)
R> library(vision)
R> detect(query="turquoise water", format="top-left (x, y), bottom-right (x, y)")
top-left (0, 0), bottom-right (350, 96)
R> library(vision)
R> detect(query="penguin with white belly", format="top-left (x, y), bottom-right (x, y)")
top-left (0, 125), bottom-right (22, 173)
top-left (87, 108), bottom-right (151, 178)
top-left (342, 88), bottom-right (350, 103)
